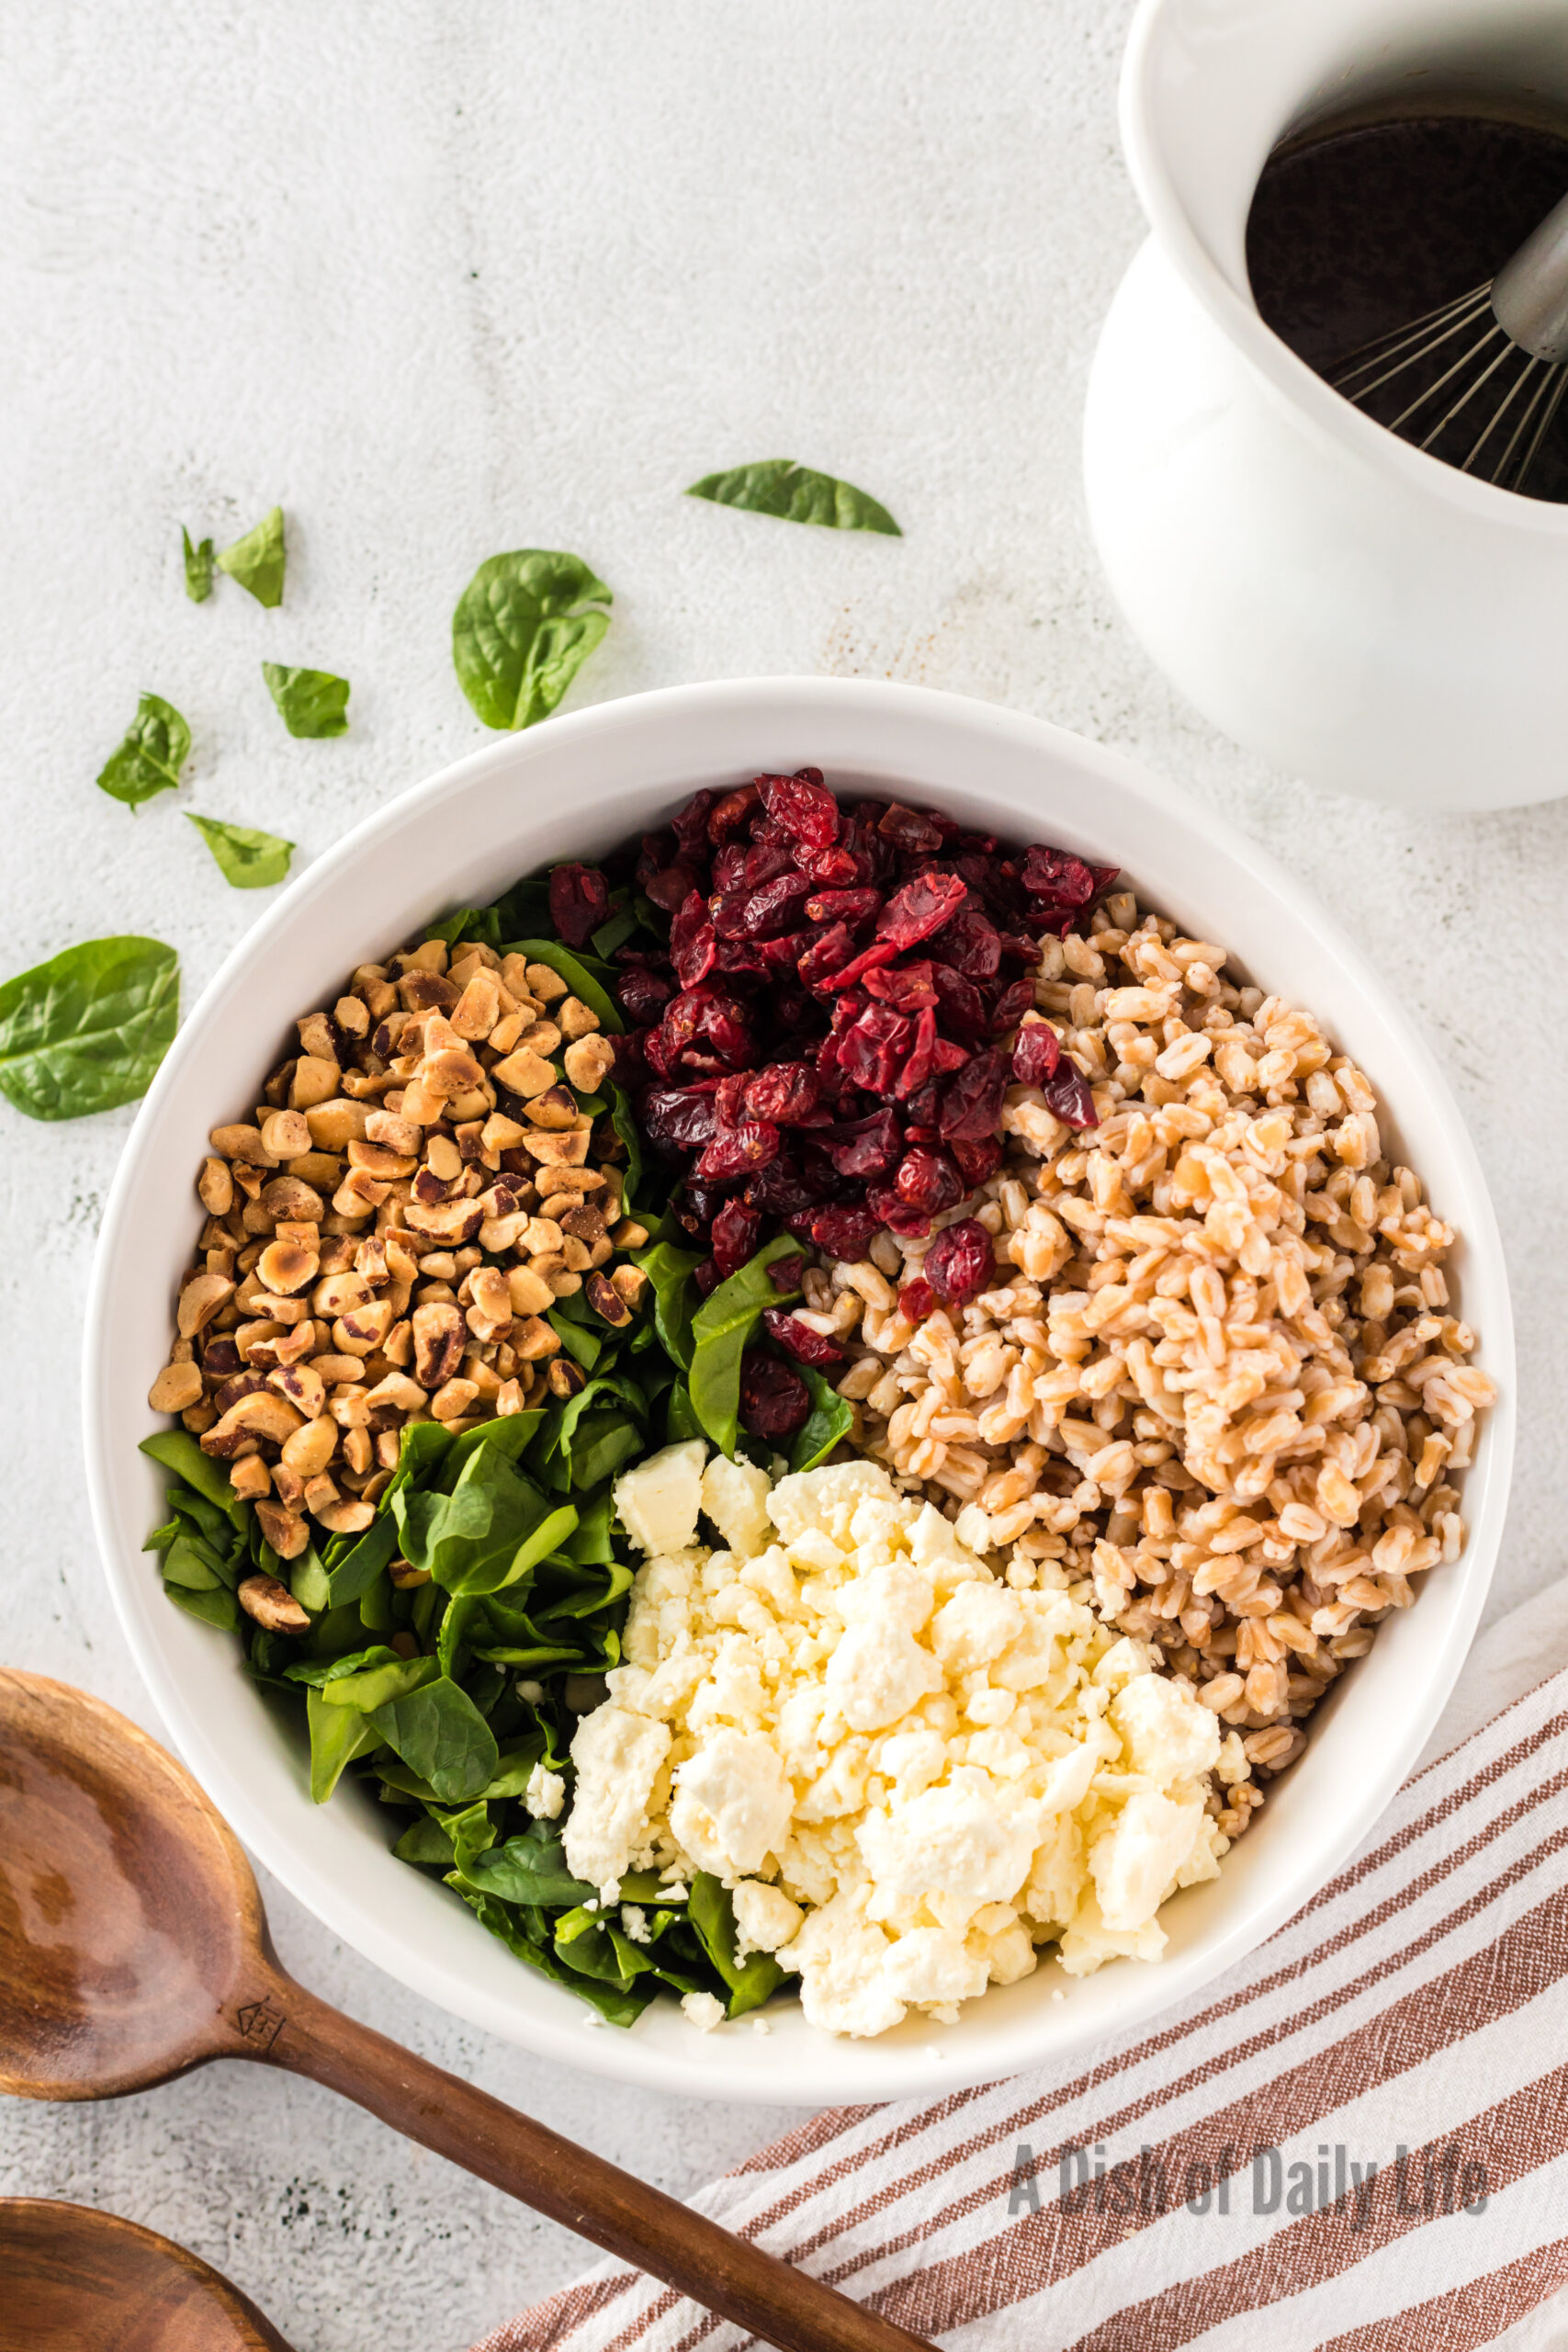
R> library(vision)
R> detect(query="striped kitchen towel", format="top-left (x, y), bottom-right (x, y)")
top-left (474, 1601), bottom-right (1568, 2352)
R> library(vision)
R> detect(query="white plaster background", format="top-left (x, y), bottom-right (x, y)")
top-left (2, 4), bottom-right (1565, 2346)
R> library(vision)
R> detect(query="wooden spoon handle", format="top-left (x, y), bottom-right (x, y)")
top-left (262, 1973), bottom-right (930, 2352)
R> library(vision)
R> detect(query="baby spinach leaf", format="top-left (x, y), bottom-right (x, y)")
top-left (218, 505), bottom-right (286, 606)
top-left (686, 459), bottom-right (901, 537)
top-left (503, 938), bottom-right (622, 1032)
top-left (262, 662), bottom-right (350, 739)
top-left (368, 1675), bottom-right (499, 1804)
top-left (607, 1080), bottom-right (643, 1211)
top-left (568, 1411), bottom-right (642, 1492)
top-left (631, 1239), bottom-right (703, 1372)
top-left (688, 1235), bottom-right (804, 1457)
top-left (306, 1689), bottom-right (382, 1803)
top-left (451, 549), bottom-right (612, 730)
top-left (140, 1430), bottom-right (247, 1527)
top-left (182, 528), bottom-right (214, 603)
top-left (547, 1307), bottom-right (603, 1373)
top-left (395, 1445), bottom-right (565, 1596)
top-left (455, 1818), bottom-right (595, 1908)
top-left (687, 1872), bottom-right (784, 2017)
top-left (319, 1654), bottom-right (438, 1713)
top-left (186, 814), bottom-right (296, 888)
top-left (394, 1816), bottom-right (456, 1867)
top-left (790, 1363), bottom-right (854, 1474)
top-left (284, 1644), bottom-right (403, 1688)
top-left (164, 1581), bottom-right (240, 1631)
top-left (0, 936), bottom-right (179, 1122)
top-left (96, 692), bottom-right (191, 809)
top-left (665, 1381), bottom-right (704, 1444)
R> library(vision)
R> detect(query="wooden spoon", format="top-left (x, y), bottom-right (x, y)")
top-left (0, 1671), bottom-right (931, 2352)
top-left (2, 2198), bottom-right (292, 2352)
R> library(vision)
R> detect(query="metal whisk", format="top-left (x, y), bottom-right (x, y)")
top-left (1329, 187), bottom-right (1568, 492)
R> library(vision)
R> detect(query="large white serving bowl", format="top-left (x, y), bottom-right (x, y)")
top-left (84, 677), bottom-right (1514, 2105)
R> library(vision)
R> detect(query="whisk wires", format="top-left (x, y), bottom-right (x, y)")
top-left (1328, 280), bottom-right (1568, 492)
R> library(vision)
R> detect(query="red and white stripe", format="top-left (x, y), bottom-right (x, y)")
top-left (474, 1668), bottom-right (1568, 2352)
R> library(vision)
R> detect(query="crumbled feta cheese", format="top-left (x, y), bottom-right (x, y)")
top-left (701, 1453), bottom-right (773, 1558)
top-left (524, 1763), bottom-right (565, 1821)
top-left (566, 1449), bottom-right (1230, 2036)
top-left (615, 1439), bottom-right (706, 1558)
top-left (681, 1990), bottom-right (727, 2033)
top-left (562, 1705), bottom-right (671, 1888)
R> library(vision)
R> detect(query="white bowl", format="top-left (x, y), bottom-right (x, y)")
top-left (84, 677), bottom-right (1515, 2105)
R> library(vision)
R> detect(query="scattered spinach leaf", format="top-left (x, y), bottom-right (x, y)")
top-left (186, 814), bottom-right (296, 889)
top-left (2, 937), bottom-right (178, 1121)
top-left (686, 458), bottom-right (901, 537)
top-left (96, 692), bottom-right (191, 810)
top-left (368, 1676), bottom-right (499, 1804)
top-left (262, 662), bottom-right (350, 739)
top-left (217, 506), bottom-right (286, 606)
top-left (451, 549), bottom-right (612, 730)
top-left (182, 528), bottom-right (213, 603)
top-left (790, 1363), bottom-right (855, 1474)
top-left (688, 1236), bottom-right (804, 1457)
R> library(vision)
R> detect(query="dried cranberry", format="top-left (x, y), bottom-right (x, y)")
top-left (548, 863), bottom-right (611, 948)
top-left (950, 1133), bottom-right (1004, 1186)
top-left (940, 907), bottom-right (1001, 980)
top-left (863, 959), bottom-right (938, 1012)
top-left (1011, 1016), bottom-right (1062, 1087)
top-left (636, 831), bottom-right (676, 887)
top-left (644, 861), bottom-right (703, 915)
top-left (693, 1255), bottom-right (720, 1297)
top-left (891, 1005), bottom-right (940, 1098)
top-left (741, 837), bottom-right (799, 891)
top-left (767, 1252), bottom-right (807, 1291)
top-left (712, 1197), bottom-right (762, 1279)
top-left (1043, 1060), bottom-right (1099, 1129)
top-left (794, 842), bottom-right (864, 888)
top-left (899, 1277), bottom-right (936, 1321)
top-left (827, 1105), bottom-right (902, 1178)
top-left (707, 784), bottom-right (760, 844)
top-left (616, 966), bottom-right (672, 1023)
top-left (745, 1061), bottom-right (821, 1124)
top-left (829, 940), bottom-right (900, 991)
top-left (762, 1307), bottom-right (846, 1367)
top-left (658, 987), bottom-right (754, 1072)
top-left (744, 1156), bottom-right (819, 1216)
top-left (796, 923), bottom-right (856, 991)
top-left (809, 1204), bottom-right (881, 1261)
top-left (640, 1085), bottom-right (719, 1153)
top-left (714, 1070), bottom-right (752, 1128)
top-left (989, 978), bottom-right (1037, 1029)
top-left (696, 1121), bottom-right (781, 1181)
top-left (759, 770), bottom-right (840, 850)
top-left (1021, 843), bottom-right (1098, 909)
top-left (893, 1145), bottom-right (964, 1215)
top-left (867, 1184), bottom-right (934, 1240)
top-left (682, 1178), bottom-right (728, 1227)
top-left (671, 790), bottom-right (717, 858)
top-left (739, 1350), bottom-right (811, 1439)
top-left (924, 1217), bottom-right (996, 1304)
top-left (875, 870), bottom-right (966, 951)
top-left (877, 802), bottom-right (944, 854)
top-left (805, 887), bottom-right (882, 928)
top-left (899, 1075), bottom-right (944, 1125)
top-left (930, 963), bottom-right (988, 1035)
top-left (670, 891), bottom-right (717, 988)
top-left (713, 871), bottom-right (815, 940)
top-left (837, 1004), bottom-right (914, 1094)
top-left (937, 1047), bottom-right (1009, 1142)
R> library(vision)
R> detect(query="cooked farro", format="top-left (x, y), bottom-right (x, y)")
top-left (810, 888), bottom-right (1495, 1841)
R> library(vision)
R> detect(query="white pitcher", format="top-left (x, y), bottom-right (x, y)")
top-left (1082, 0), bottom-right (1568, 811)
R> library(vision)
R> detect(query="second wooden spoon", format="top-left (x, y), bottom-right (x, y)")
top-left (0, 1668), bottom-right (930, 2352)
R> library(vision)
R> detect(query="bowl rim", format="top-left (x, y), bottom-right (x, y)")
top-left (83, 674), bottom-right (1516, 2104)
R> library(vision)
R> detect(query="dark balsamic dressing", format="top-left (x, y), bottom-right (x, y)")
top-left (1247, 114), bottom-right (1568, 501)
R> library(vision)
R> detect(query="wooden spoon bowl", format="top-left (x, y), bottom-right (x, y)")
top-left (2, 2199), bottom-right (291, 2352)
top-left (0, 1671), bottom-right (932, 2352)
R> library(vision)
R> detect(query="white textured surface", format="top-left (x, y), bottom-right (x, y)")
top-left (2, 4), bottom-right (1564, 2346)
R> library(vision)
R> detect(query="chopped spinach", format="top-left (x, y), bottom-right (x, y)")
top-left (186, 814), bottom-right (296, 888)
top-left (686, 458), bottom-right (901, 536)
top-left (790, 1363), bottom-right (855, 1474)
top-left (688, 1236), bottom-right (805, 1457)
top-left (1, 937), bottom-right (179, 1121)
top-left (218, 505), bottom-right (287, 605)
top-left (96, 692), bottom-right (191, 809)
top-left (262, 662), bottom-right (350, 739)
top-left (451, 549), bottom-right (612, 730)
